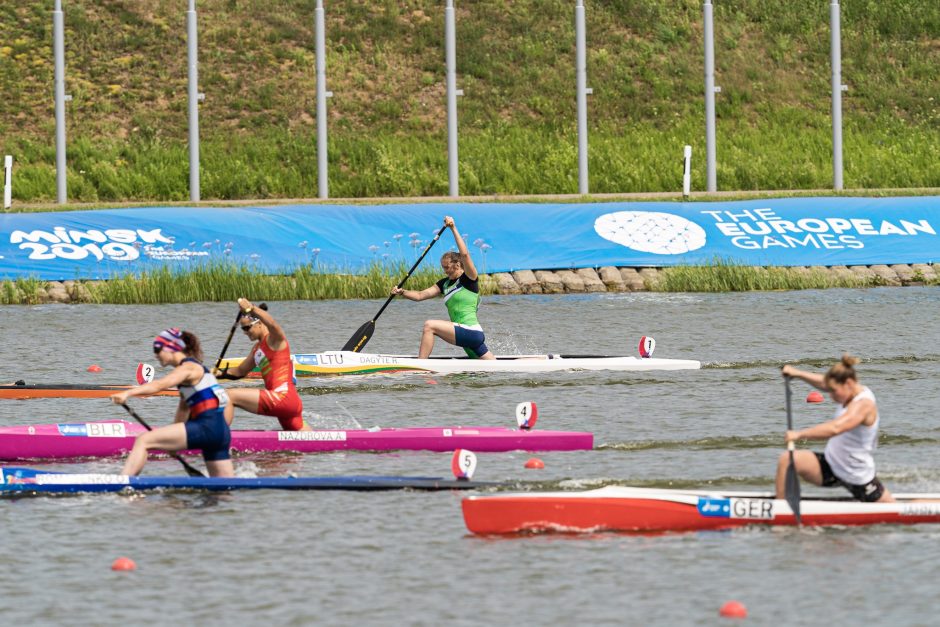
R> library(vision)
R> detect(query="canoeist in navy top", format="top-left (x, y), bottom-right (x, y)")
top-left (777, 355), bottom-right (894, 503)
top-left (111, 328), bottom-right (234, 477)
top-left (391, 216), bottom-right (495, 360)
top-left (215, 298), bottom-right (310, 431)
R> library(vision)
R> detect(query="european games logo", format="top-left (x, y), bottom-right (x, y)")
top-left (594, 211), bottom-right (707, 255)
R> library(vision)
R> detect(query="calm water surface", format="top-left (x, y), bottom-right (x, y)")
top-left (1, 288), bottom-right (939, 625)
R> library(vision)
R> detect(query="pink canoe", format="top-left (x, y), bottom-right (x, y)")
top-left (0, 420), bottom-right (593, 460)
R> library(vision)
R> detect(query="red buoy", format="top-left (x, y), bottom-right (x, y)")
top-left (87, 365), bottom-right (102, 373)
top-left (719, 600), bottom-right (747, 619)
top-left (111, 556), bottom-right (136, 571)
top-left (425, 379), bottom-right (438, 385)
top-left (806, 391), bottom-right (824, 403)
top-left (524, 458), bottom-right (545, 469)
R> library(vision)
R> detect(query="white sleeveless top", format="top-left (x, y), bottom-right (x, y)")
top-left (823, 386), bottom-right (879, 484)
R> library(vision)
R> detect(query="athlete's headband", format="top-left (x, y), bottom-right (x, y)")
top-left (153, 328), bottom-right (186, 353)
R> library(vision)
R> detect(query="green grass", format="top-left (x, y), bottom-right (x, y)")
top-left (2, 1), bottom-right (940, 202)
top-left (653, 259), bottom-right (879, 292)
top-left (0, 260), bottom-right (486, 304)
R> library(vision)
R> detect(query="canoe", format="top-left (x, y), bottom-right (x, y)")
top-left (461, 485), bottom-right (940, 534)
top-left (0, 383), bottom-right (178, 400)
top-left (220, 350), bottom-right (701, 378)
top-left (0, 420), bottom-right (593, 460)
top-left (0, 466), bottom-right (500, 494)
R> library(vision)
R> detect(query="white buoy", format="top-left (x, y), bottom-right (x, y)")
top-left (451, 448), bottom-right (477, 480)
top-left (135, 363), bottom-right (155, 384)
top-left (515, 401), bottom-right (539, 430)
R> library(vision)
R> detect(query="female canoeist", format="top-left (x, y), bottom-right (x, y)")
top-left (391, 216), bottom-right (495, 360)
top-left (215, 298), bottom-right (310, 431)
top-left (777, 355), bottom-right (894, 503)
top-left (110, 329), bottom-right (234, 477)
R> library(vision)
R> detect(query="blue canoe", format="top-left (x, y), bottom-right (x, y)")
top-left (0, 467), bottom-right (501, 494)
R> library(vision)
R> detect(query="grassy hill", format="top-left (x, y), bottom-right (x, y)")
top-left (2, 0), bottom-right (939, 202)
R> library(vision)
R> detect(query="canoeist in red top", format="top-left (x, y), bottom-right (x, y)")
top-left (216, 298), bottom-right (311, 431)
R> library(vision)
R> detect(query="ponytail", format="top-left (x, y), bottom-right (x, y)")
top-left (825, 353), bottom-right (860, 386)
top-left (180, 331), bottom-right (204, 362)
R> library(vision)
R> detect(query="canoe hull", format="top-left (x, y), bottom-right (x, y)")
top-left (0, 421), bottom-right (593, 460)
top-left (0, 384), bottom-right (178, 400)
top-left (220, 351), bottom-right (701, 378)
top-left (461, 486), bottom-right (940, 534)
top-left (0, 467), bottom-right (498, 493)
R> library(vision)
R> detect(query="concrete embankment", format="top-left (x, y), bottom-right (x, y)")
top-left (13, 263), bottom-right (937, 304)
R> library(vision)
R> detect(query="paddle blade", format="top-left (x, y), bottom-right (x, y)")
top-left (176, 454), bottom-right (207, 478)
top-left (451, 448), bottom-right (477, 481)
top-left (342, 320), bottom-right (375, 353)
top-left (786, 446), bottom-right (802, 525)
top-left (638, 336), bottom-right (656, 358)
top-left (515, 401), bottom-right (538, 430)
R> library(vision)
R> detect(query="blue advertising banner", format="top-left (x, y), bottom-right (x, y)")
top-left (1, 197), bottom-right (938, 280)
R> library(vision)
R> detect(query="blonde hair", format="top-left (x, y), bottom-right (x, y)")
top-left (824, 353), bottom-right (860, 386)
top-left (440, 251), bottom-right (461, 266)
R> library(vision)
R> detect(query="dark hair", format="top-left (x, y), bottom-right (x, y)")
top-left (824, 353), bottom-right (860, 386)
top-left (180, 331), bottom-right (204, 361)
top-left (243, 302), bottom-right (269, 322)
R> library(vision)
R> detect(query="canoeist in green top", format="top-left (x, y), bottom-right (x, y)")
top-left (391, 216), bottom-right (495, 360)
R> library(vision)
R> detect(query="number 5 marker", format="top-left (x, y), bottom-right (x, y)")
top-left (451, 448), bottom-right (477, 481)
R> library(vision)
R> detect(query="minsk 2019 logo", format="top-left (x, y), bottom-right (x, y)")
top-left (594, 211), bottom-right (707, 255)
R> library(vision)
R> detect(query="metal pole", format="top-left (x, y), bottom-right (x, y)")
top-left (830, 0), bottom-right (844, 191)
top-left (445, 0), bottom-right (461, 197)
top-left (187, 0), bottom-right (201, 202)
top-left (683, 145), bottom-right (692, 197)
top-left (3, 156), bottom-right (12, 209)
top-left (53, 0), bottom-right (68, 204)
top-left (315, 0), bottom-right (332, 199)
top-left (575, 0), bottom-right (591, 195)
top-left (703, 0), bottom-right (718, 192)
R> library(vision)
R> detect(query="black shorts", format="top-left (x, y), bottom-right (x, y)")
top-left (815, 452), bottom-right (885, 502)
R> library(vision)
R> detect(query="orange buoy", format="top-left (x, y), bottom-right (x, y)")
top-left (524, 457), bottom-right (545, 470)
top-left (111, 557), bottom-right (136, 571)
top-left (806, 391), bottom-right (824, 403)
top-left (87, 365), bottom-right (103, 373)
top-left (719, 600), bottom-right (747, 619)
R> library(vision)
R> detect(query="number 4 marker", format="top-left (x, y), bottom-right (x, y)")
top-left (515, 401), bottom-right (538, 430)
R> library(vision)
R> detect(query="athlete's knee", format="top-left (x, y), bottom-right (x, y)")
top-left (422, 320), bottom-right (437, 334)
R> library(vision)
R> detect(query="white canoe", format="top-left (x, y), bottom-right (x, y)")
top-left (221, 351), bottom-right (701, 377)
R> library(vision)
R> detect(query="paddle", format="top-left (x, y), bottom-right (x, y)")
top-left (342, 224), bottom-right (449, 352)
top-left (119, 402), bottom-right (206, 478)
top-left (783, 375), bottom-right (802, 525)
top-left (213, 309), bottom-right (244, 373)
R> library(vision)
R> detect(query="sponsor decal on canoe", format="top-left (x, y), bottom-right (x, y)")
top-left (36, 473), bottom-right (130, 485)
top-left (900, 504), bottom-right (940, 516)
top-left (698, 497), bottom-right (775, 520)
top-left (56, 423), bottom-right (128, 438)
top-left (277, 431), bottom-right (347, 442)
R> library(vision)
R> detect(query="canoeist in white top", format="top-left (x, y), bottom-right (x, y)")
top-left (777, 355), bottom-right (894, 503)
